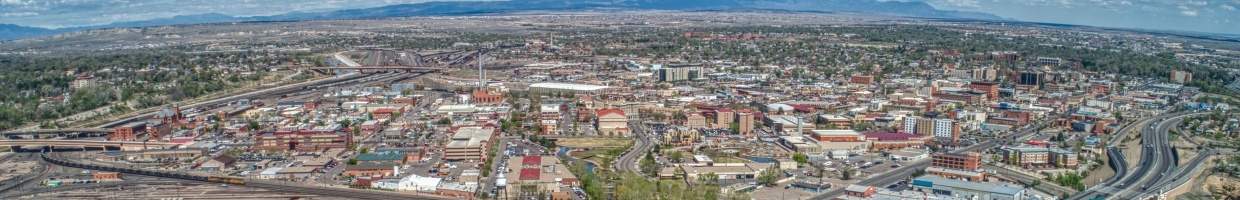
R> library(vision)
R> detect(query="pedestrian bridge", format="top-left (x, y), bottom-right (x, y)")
top-left (0, 139), bottom-right (180, 151)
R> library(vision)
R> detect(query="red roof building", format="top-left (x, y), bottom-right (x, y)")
top-left (863, 132), bottom-right (930, 151)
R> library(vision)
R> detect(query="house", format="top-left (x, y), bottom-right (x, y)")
top-left (844, 184), bottom-right (877, 198)
top-left (344, 162), bottom-right (398, 178)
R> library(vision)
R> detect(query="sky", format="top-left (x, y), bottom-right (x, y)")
top-left (920, 0), bottom-right (1240, 34)
top-left (1, 0), bottom-right (1237, 35)
top-left (0, 0), bottom-right (456, 28)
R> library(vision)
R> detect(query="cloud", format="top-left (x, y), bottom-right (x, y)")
top-left (1181, 9), bottom-right (1200, 16)
top-left (0, 11), bottom-right (35, 17)
top-left (1223, 4), bottom-right (1236, 11)
top-left (938, 0), bottom-right (981, 8)
top-left (0, 0), bottom-right (466, 28)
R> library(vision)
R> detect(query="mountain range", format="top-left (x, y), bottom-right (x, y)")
top-left (0, 0), bottom-right (1003, 41)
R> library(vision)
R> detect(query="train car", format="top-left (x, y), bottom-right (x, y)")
top-left (207, 176), bottom-right (246, 185)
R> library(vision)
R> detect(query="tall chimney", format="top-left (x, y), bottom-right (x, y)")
top-left (478, 51), bottom-right (485, 89)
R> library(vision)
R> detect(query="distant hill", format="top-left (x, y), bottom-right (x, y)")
top-left (0, 24), bottom-right (62, 41)
top-left (89, 13), bottom-right (241, 29)
top-left (2, 0), bottom-right (1001, 41)
top-left (254, 0), bottom-right (1001, 21)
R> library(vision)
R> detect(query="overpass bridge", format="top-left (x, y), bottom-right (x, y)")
top-left (310, 47), bottom-right (506, 75)
top-left (0, 139), bottom-right (180, 151)
top-left (2, 128), bottom-right (112, 139)
top-left (306, 66), bottom-right (446, 74)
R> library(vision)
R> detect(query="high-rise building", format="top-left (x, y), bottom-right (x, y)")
top-left (737, 111), bottom-right (754, 136)
top-left (972, 68), bottom-right (997, 81)
top-left (968, 82), bottom-right (999, 100)
top-left (916, 117), bottom-right (935, 137)
top-left (657, 66), bottom-right (703, 82)
top-left (716, 109), bottom-right (734, 129)
top-left (933, 118), bottom-right (956, 141)
top-left (686, 113), bottom-right (706, 129)
top-left (1017, 72), bottom-right (1041, 86)
top-left (903, 117), bottom-right (919, 134)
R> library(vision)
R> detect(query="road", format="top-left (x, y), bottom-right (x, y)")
top-left (1112, 113), bottom-right (1203, 199)
top-left (1069, 113), bottom-right (1168, 200)
top-left (615, 121), bottom-right (653, 174)
top-left (807, 121), bottom-right (1049, 200)
top-left (1071, 112), bottom-right (1205, 200)
top-left (91, 50), bottom-right (400, 129)
top-left (984, 164), bottom-right (1078, 196)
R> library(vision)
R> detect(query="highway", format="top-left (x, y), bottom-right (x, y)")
top-left (1069, 113), bottom-right (1168, 200)
top-left (93, 72), bottom-right (367, 129)
top-left (1112, 113), bottom-right (1205, 199)
top-left (807, 121), bottom-right (1049, 200)
top-left (1135, 148), bottom-right (1216, 198)
top-left (1071, 112), bottom-right (1206, 200)
top-left (92, 49), bottom-right (448, 129)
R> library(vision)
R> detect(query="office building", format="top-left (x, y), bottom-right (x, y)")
top-left (657, 66), bottom-right (703, 82)
top-left (686, 113), bottom-right (707, 129)
top-left (903, 117), bottom-right (918, 134)
top-left (933, 118), bottom-right (959, 142)
top-left (737, 110), bottom-right (755, 136)
top-left (444, 126), bottom-right (496, 161)
top-left (715, 109), bottom-right (735, 129)
top-left (927, 152), bottom-right (985, 181)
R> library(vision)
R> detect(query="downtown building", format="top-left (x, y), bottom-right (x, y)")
top-left (656, 65), bottom-right (703, 82)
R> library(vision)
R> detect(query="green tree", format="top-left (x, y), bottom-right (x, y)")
top-left (791, 153), bottom-right (809, 166)
top-left (698, 172), bottom-right (719, 185)
top-left (840, 164), bottom-right (857, 180)
top-left (640, 151), bottom-right (659, 177)
top-left (758, 165), bottom-right (782, 186)
top-left (669, 151), bottom-right (685, 163)
top-left (247, 119), bottom-right (261, 131)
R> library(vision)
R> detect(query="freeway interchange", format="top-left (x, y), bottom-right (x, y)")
top-left (1072, 112), bottom-right (1214, 200)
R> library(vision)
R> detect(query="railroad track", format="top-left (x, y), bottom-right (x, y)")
top-left (39, 153), bottom-right (450, 200)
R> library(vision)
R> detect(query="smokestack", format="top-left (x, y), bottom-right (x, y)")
top-left (478, 51), bottom-right (485, 89)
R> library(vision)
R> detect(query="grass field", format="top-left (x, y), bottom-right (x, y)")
top-left (557, 137), bottom-right (633, 148)
top-left (711, 155), bottom-right (751, 163)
